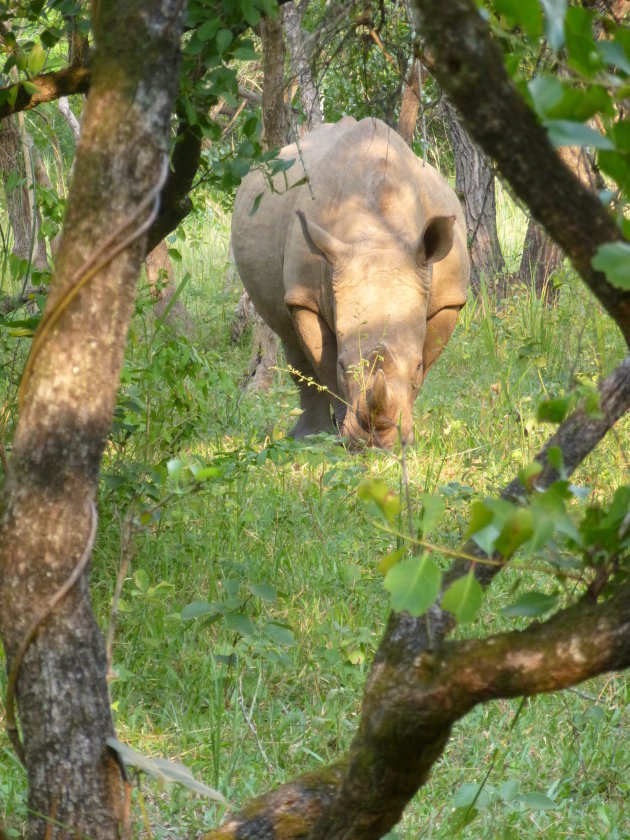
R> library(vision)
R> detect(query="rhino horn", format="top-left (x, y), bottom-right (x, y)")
top-left (366, 369), bottom-right (390, 413)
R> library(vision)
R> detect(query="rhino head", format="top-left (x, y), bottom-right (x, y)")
top-left (298, 212), bottom-right (456, 449)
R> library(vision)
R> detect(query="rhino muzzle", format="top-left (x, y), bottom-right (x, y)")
top-left (341, 369), bottom-right (414, 449)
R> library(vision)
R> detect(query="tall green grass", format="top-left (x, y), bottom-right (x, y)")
top-left (0, 193), bottom-right (628, 839)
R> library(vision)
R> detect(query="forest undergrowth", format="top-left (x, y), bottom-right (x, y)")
top-left (1, 195), bottom-right (628, 839)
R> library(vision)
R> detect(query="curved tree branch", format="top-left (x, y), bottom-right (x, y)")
top-left (205, 346), bottom-right (630, 839)
top-left (145, 116), bottom-right (202, 253)
top-left (0, 64), bottom-right (91, 119)
top-left (409, 0), bottom-right (630, 344)
top-left (206, 558), bottom-right (630, 840)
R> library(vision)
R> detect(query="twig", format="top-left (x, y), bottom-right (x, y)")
top-left (238, 671), bottom-right (274, 773)
top-left (105, 504), bottom-right (137, 674)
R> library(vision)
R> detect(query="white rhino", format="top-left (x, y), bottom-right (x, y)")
top-left (231, 116), bottom-right (469, 448)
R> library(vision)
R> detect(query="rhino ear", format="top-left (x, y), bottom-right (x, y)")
top-left (297, 210), bottom-right (349, 265)
top-left (416, 215), bottom-right (456, 265)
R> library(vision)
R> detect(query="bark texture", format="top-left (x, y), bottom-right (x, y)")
top-left (410, 0), bottom-right (630, 344)
top-left (0, 64), bottom-right (90, 119)
top-left (0, 2), bottom-right (184, 837)
top-left (0, 115), bottom-right (33, 261)
top-left (445, 102), bottom-right (505, 294)
top-left (282, 0), bottom-right (324, 130)
top-left (245, 15), bottom-right (285, 391)
top-left (515, 147), bottom-right (603, 298)
top-left (397, 58), bottom-right (421, 147)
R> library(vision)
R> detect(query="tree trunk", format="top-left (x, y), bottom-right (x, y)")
top-left (0, 115), bottom-right (34, 263)
top-left (245, 15), bottom-right (286, 391)
top-left (515, 147), bottom-right (604, 300)
top-left (516, 219), bottom-right (564, 298)
top-left (0, 2), bottom-right (184, 837)
top-left (397, 58), bottom-right (421, 147)
top-left (145, 239), bottom-right (194, 337)
top-left (282, 1), bottom-right (324, 130)
top-left (20, 125), bottom-right (54, 270)
top-left (445, 101), bottom-right (505, 295)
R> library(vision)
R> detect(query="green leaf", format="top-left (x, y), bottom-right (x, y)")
top-left (106, 738), bottom-right (226, 803)
top-left (544, 120), bottom-right (614, 150)
top-left (518, 461), bottom-right (543, 490)
top-left (598, 40), bottom-right (630, 75)
top-left (527, 76), bottom-right (563, 117)
top-left (190, 465), bottom-right (223, 481)
top-left (357, 479), bottom-right (401, 524)
top-left (464, 500), bottom-right (494, 538)
top-left (21, 79), bottom-right (40, 96)
top-left (247, 582), bottom-right (277, 603)
top-left (416, 493), bottom-right (445, 536)
top-left (384, 553), bottom-right (441, 617)
top-left (263, 622), bottom-right (295, 647)
top-left (537, 395), bottom-right (572, 423)
top-left (518, 791), bottom-right (558, 810)
top-left (249, 191), bottom-right (264, 216)
top-left (494, 0), bottom-right (542, 39)
top-left (377, 545), bottom-right (407, 575)
top-left (499, 779), bottom-right (521, 802)
top-left (546, 445), bottom-right (565, 475)
top-left (441, 573), bottom-right (483, 624)
top-left (224, 611), bottom-right (255, 637)
top-left (529, 77), bottom-right (613, 122)
top-left (503, 591), bottom-right (558, 617)
top-left (135, 568), bottom-right (150, 593)
top-left (215, 28), bottom-right (233, 55)
top-left (592, 242), bottom-right (630, 291)
top-left (181, 600), bottom-right (216, 620)
top-left (565, 5), bottom-right (601, 76)
top-left (167, 457), bottom-right (185, 480)
top-left (241, 0), bottom-right (262, 27)
top-left (197, 19), bottom-right (220, 41)
top-left (495, 507), bottom-right (534, 557)
top-left (26, 41), bottom-right (45, 75)
top-left (452, 782), bottom-right (491, 809)
top-left (540, 0), bottom-right (567, 50)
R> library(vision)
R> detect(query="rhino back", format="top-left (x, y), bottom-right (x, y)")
top-left (232, 116), bottom-right (469, 333)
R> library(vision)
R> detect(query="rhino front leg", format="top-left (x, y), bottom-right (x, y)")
top-left (284, 306), bottom-right (344, 438)
top-left (283, 340), bottom-right (337, 437)
top-left (423, 305), bottom-right (462, 376)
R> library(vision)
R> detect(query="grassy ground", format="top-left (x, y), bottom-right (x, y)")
top-left (0, 198), bottom-right (629, 839)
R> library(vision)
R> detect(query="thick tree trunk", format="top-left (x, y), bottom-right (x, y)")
top-left (0, 2), bottom-right (184, 838)
top-left (397, 58), bottom-right (421, 147)
top-left (0, 115), bottom-right (34, 262)
top-left (445, 101), bottom-right (505, 295)
top-left (282, 1), bottom-right (324, 130)
top-left (245, 16), bottom-right (285, 391)
top-left (515, 147), bottom-right (604, 300)
top-left (516, 219), bottom-right (564, 298)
